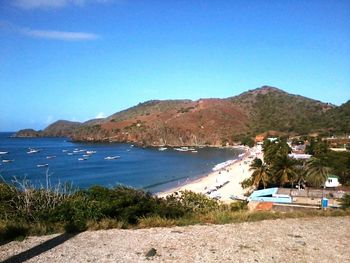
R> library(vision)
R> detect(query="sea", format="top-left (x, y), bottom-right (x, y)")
top-left (0, 132), bottom-right (243, 193)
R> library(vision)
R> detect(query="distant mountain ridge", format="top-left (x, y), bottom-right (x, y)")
top-left (15, 86), bottom-right (350, 146)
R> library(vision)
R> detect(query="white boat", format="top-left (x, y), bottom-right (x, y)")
top-left (37, 164), bottom-right (49, 168)
top-left (78, 158), bottom-right (88, 161)
top-left (82, 154), bottom-right (90, 157)
top-left (191, 150), bottom-right (198, 153)
top-left (174, 148), bottom-right (188, 152)
top-left (104, 156), bottom-right (120, 160)
top-left (0, 151), bottom-right (8, 155)
top-left (2, 159), bottom-right (14, 163)
top-left (62, 150), bottom-right (68, 153)
top-left (46, 156), bottom-right (56, 159)
top-left (158, 147), bottom-right (167, 151)
top-left (67, 153), bottom-right (74, 156)
top-left (86, 150), bottom-right (96, 155)
top-left (27, 149), bottom-right (39, 154)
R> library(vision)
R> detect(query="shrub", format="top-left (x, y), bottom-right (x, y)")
top-left (340, 193), bottom-right (350, 209)
top-left (229, 201), bottom-right (248, 212)
top-left (178, 191), bottom-right (219, 214)
top-left (0, 222), bottom-right (29, 242)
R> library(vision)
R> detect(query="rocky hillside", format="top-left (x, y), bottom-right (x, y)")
top-left (15, 86), bottom-right (349, 146)
top-left (16, 120), bottom-right (82, 138)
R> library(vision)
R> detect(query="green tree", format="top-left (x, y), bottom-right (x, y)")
top-left (305, 139), bottom-right (328, 156)
top-left (293, 165), bottom-right (307, 190)
top-left (271, 154), bottom-right (297, 187)
top-left (241, 136), bottom-right (255, 147)
top-left (263, 138), bottom-right (291, 165)
top-left (306, 157), bottom-right (331, 188)
top-left (249, 158), bottom-right (270, 189)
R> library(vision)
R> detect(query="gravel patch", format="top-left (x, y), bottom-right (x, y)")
top-left (1, 216), bottom-right (349, 262)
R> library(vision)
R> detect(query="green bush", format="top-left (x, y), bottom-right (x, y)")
top-left (340, 193), bottom-right (350, 209)
top-left (178, 190), bottom-right (219, 214)
top-left (0, 222), bottom-right (29, 242)
top-left (229, 201), bottom-right (248, 212)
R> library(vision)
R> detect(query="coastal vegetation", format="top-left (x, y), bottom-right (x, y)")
top-left (243, 138), bottom-right (350, 189)
top-left (1, 177), bottom-right (349, 243)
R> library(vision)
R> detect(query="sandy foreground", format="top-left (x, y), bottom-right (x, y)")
top-left (1, 216), bottom-right (349, 263)
top-left (158, 147), bottom-right (262, 202)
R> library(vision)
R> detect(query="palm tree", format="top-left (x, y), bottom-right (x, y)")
top-left (305, 157), bottom-right (331, 189)
top-left (249, 158), bottom-right (270, 189)
top-left (271, 154), bottom-right (297, 187)
top-left (293, 165), bottom-right (307, 190)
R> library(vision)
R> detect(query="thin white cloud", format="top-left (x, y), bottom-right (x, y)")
top-left (0, 21), bottom-right (99, 41)
top-left (95, 112), bottom-right (106, 119)
top-left (21, 27), bottom-right (99, 41)
top-left (14, 0), bottom-right (113, 9)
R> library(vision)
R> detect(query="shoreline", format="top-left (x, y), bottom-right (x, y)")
top-left (156, 146), bottom-right (263, 202)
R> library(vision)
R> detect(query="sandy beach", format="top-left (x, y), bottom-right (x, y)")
top-left (158, 146), bottom-right (263, 203)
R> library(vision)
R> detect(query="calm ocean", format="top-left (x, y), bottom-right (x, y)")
top-left (0, 132), bottom-right (242, 193)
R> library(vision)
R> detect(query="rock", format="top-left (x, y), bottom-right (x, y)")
top-left (145, 248), bottom-right (157, 258)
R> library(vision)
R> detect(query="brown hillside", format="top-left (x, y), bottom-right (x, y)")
top-left (16, 86), bottom-right (349, 145)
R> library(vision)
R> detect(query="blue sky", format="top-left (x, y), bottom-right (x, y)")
top-left (1, 0), bottom-right (349, 131)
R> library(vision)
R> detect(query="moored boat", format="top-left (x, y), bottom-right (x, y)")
top-left (37, 164), bottom-right (49, 168)
top-left (0, 151), bottom-right (8, 155)
top-left (104, 156), bottom-right (120, 160)
top-left (2, 159), bottom-right (14, 163)
top-left (27, 148), bottom-right (40, 154)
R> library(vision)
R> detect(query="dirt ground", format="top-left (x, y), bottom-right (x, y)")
top-left (1, 216), bottom-right (349, 263)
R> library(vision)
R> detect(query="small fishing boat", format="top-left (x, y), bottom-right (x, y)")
top-left (158, 147), bottom-right (167, 151)
top-left (86, 150), bottom-right (96, 155)
top-left (62, 149), bottom-right (68, 153)
top-left (104, 156), bottom-right (120, 160)
top-left (174, 148), bottom-right (188, 152)
top-left (0, 151), bottom-right (8, 155)
top-left (191, 150), bottom-right (198, 153)
top-left (37, 164), bottom-right (49, 168)
top-left (78, 158), bottom-right (88, 161)
top-left (67, 153), bottom-right (74, 156)
top-left (2, 159), bottom-right (14, 163)
top-left (82, 154), bottom-right (90, 157)
top-left (46, 156), bottom-right (56, 159)
top-left (27, 148), bottom-right (40, 154)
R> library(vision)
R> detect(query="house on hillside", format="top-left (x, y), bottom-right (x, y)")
top-left (325, 175), bottom-right (340, 188)
top-left (255, 135), bottom-right (265, 144)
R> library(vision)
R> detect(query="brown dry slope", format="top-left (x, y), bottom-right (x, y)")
top-left (1, 216), bottom-right (349, 263)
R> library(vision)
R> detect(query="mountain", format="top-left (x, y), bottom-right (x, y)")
top-left (231, 86), bottom-right (335, 135)
top-left (16, 120), bottom-right (82, 138)
top-left (15, 86), bottom-right (349, 146)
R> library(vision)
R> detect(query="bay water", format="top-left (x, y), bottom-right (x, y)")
top-left (0, 132), bottom-right (242, 193)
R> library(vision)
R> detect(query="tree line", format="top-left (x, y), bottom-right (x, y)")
top-left (242, 138), bottom-right (349, 190)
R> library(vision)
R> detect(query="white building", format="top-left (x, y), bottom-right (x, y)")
top-left (325, 175), bottom-right (340, 188)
